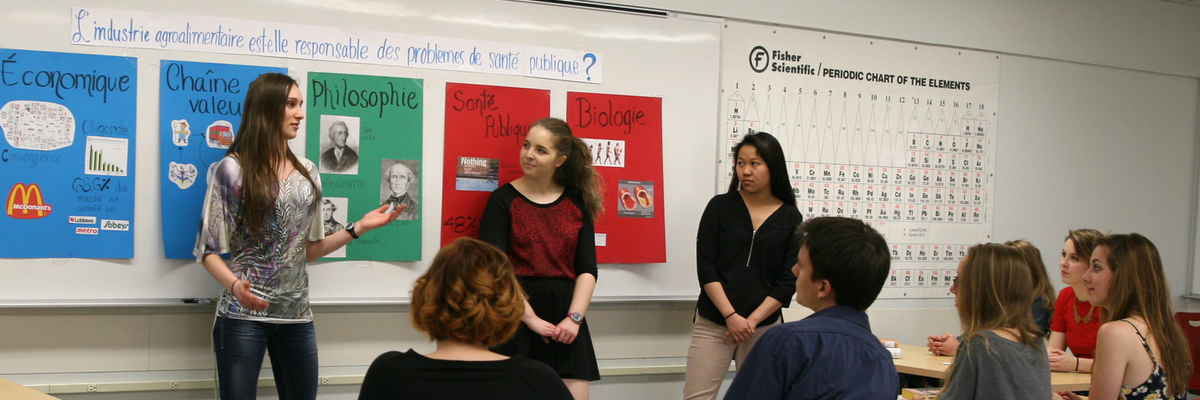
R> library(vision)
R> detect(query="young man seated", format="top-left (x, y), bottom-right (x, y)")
top-left (723, 217), bottom-right (899, 400)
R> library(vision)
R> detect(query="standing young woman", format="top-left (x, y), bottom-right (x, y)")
top-left (937, 244), bottom-right (1051, 400)
top-left (478, 118), bottom-right (602, 400)
top-left (1058, 234), bottom-right (1190, 400)
top-left (683, 132), bottom-right (801, 400)
top-left (1048, 229), bottom-right (1105, 373)
top-left (195, 73), bottom-right (401, 400)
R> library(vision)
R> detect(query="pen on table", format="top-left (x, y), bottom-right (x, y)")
top-left (183, 298), bottom-right (216, 304)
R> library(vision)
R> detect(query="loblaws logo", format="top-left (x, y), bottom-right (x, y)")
top-left (7, 183), bottom-right (52, 219)
top-left (100, 219), bottom-right (130, 231)
top-left (69, 216), bottom-right (97, 224)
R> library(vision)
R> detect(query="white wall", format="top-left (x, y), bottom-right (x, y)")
top-left (4, 1), bottom-right (1200, 399)
top-left (610, 0), bottom-right (1200, 78)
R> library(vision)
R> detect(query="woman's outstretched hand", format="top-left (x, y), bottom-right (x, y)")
top-left (357, 204), bottom-right (404, 232)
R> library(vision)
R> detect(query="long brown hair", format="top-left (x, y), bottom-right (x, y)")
top-left (944, 244), bottom-right (1043, 386)
top-left (1005, 239), bottom-right (1056, 329)
top-left (226, 73), bottom-right (319, 238)
top-left (1096, 234), bottom-right (1189, 397)
top-left (534, 118), bottom-right (604, 220)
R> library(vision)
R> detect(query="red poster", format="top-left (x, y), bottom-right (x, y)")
top-left (567, 92), bottom-right (665, 263)
top-left (441, 83), bottom-right (550, 245)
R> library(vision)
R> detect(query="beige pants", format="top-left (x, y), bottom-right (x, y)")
top-left (682, 312), bottom-right (779, 400)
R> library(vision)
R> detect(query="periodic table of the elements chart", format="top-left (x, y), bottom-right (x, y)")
top-left (721, 22), bottom-right (1001, 299)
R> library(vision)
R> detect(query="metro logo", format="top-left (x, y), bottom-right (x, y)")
top-left (6, 183), bottom-right (52, 219)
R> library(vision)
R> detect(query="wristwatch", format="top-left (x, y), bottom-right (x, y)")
top-left (345, 222), bottom-right (359, 239)
top-left (568, 312), bottom-right (583, 324)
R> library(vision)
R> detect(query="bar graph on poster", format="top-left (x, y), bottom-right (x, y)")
top-left (721, 22), bottom-right (1001, 299)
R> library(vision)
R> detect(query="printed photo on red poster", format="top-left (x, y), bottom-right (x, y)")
top-left (441, 83), bottom-right (550, 245)
top-left (568, 92), bottom-right (664, 263)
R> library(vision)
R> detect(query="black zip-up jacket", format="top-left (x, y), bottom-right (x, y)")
top-left (695, 192), bottom-right (802, 327)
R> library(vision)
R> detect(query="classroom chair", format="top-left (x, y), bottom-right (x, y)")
top-left (1174, 312), bottom-right (1200, 395)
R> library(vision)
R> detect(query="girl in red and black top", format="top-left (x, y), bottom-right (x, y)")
top-left (479, 118), bottom-right (603, 400)
top-left (1048, 228), bottom-right (1105, 373)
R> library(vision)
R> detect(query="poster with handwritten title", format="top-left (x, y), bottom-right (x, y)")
top-left (440, 83), bottom-right (550, 246)
top-left (305, 72), bottom-right (422, 261)
top-left (0, 49), bottom-right (136, 258)
top-left (568, 92), bottom-right (665, 263)
top-left (159, 61), bottom-right (286, 259)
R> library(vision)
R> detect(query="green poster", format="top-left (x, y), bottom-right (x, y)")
top-left (305, 72), bottom-right (423, 261)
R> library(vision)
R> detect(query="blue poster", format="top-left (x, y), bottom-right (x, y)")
top-left (0, 49), bottom-right (137, 258)
top-left (159, 61), bottom-right (286, 259)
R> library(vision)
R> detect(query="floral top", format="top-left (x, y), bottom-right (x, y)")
top-left (194, 156), bottom-right (324, 322)
top-left (1120, 320), bottom-right (1184, 400)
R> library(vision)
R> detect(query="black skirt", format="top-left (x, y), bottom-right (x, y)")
top-left (493, 276), bottom-right (600, 381)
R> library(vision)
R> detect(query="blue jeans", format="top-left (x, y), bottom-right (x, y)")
top-left (212, 316), bottom-right (318, 400)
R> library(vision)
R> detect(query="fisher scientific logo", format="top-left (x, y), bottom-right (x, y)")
top-left (748, 46), bottom-right (815, 75)
top-left (749, 46), bottom-right (769, 73)
top-left (6, 182), bottom-right (52, 219)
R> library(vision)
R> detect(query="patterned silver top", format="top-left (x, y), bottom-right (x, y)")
top-left (194, 156), bottom-right (324, 322)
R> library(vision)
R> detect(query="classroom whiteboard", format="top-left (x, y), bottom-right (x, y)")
top-left (0, 0), bottom-right (721, 305)
top-left (719, 21), bottom-right (1000, 300)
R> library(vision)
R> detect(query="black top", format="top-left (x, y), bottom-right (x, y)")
top-left (479, 183), bottom-right (598, 280)
top-left (696, 192), bottom-right (802, 327)
top-left (1032, 296), bottom-right (1051, 336)
top-left (358, 350), bottom-right (573, 400)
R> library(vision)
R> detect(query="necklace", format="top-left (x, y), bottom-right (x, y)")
top-left (1073, 300), bottom-right (1095, 324)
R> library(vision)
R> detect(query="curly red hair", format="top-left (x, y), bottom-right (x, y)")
top-left (410, 237), bottom-right (525, 346)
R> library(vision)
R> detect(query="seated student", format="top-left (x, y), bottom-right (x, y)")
top-left (1058, 234), bottom-right (1190, 400)
top-left (723, 217), bottom-right (899, 400)
top-left (1049, 229), bottom-right (1105, 373)
top-left (936, 244), bottom-right (1051, 400)
top-left (1008, 239), bottom-right (1057, 335)
top-left (358, 237), bottom-right (572, 400)
top-left (926, 239), bottom-right (1056, 356)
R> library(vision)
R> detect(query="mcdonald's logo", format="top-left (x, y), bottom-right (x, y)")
top-left (7, 183), bottom-right (53, 219)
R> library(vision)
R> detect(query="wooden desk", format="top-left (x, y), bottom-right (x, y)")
top-left (894, 344), bottom-right (1092, 392)
top-left (0, 377), bottom-right (58, 400)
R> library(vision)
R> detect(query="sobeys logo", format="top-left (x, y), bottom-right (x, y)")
top-left (7, 183), bottom-right (52, 219)
top-left (101, 219), bottom-right (130, 231)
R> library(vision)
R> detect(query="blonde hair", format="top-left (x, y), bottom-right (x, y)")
top-left (410, 238), bottom-right (526, 346)
top-left (1005, 239), bottom-right (1055, 331)
top-left (1096, 234), bottom-right (1189, 397)
top-left (944, 244), bottom-right (1042, 386)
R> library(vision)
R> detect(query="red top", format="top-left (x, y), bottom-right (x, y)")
top-left (478, 184), bottom-right (597, 281)
top-left (1050, 286), bottom-right (1103, 358)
